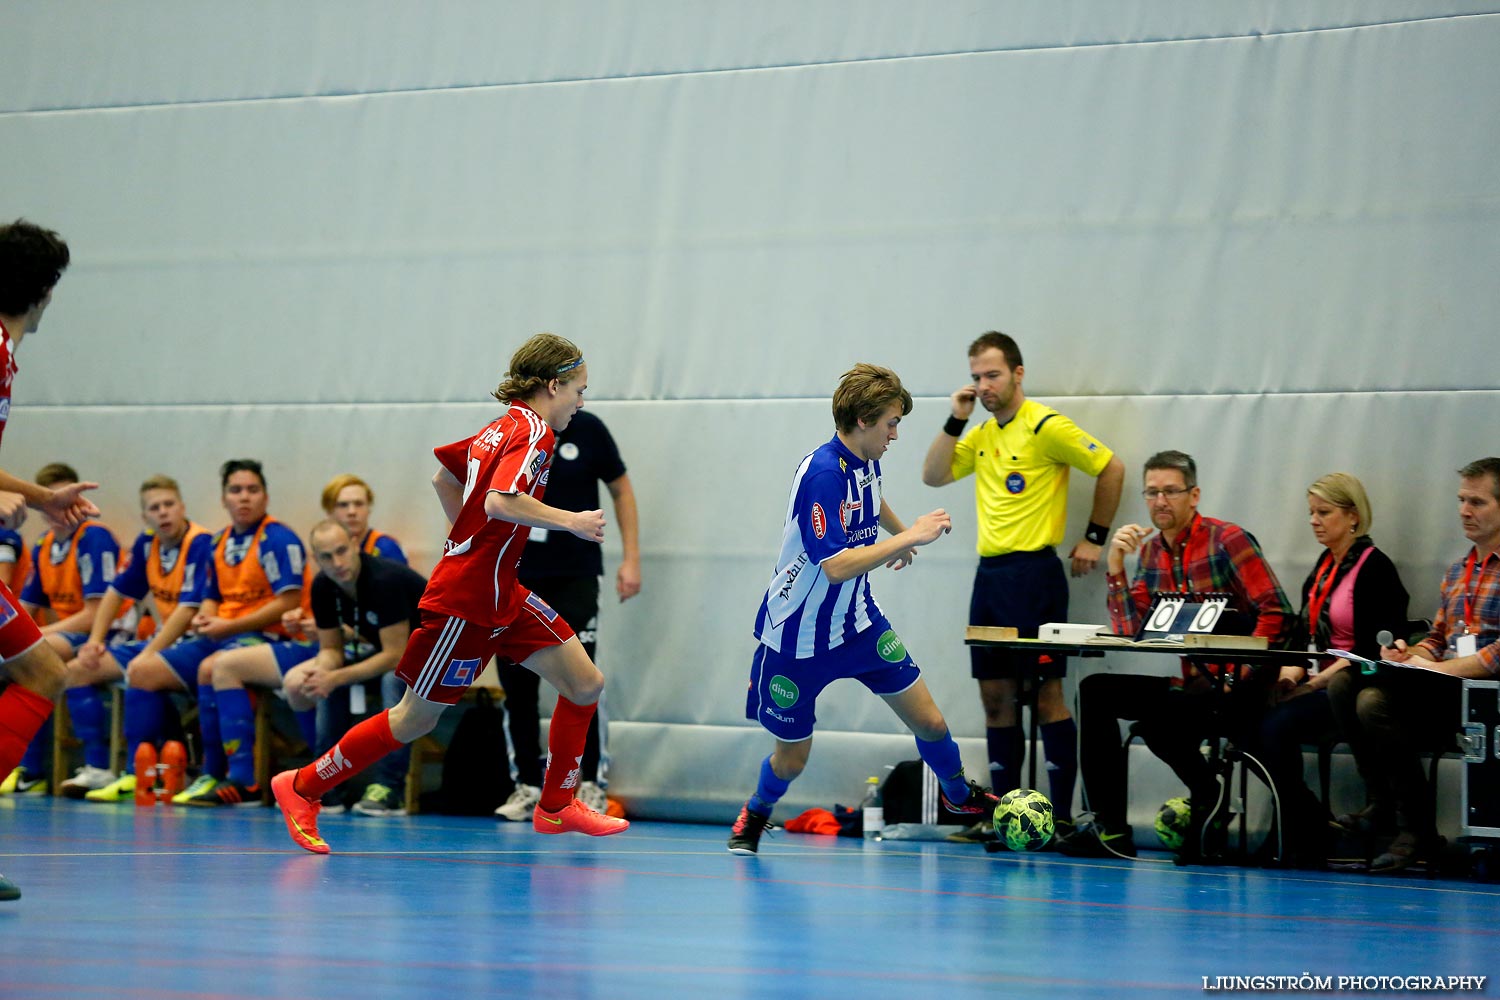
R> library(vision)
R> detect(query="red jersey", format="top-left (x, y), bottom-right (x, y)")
top-left (0, 317), bottom-right (18, 449)
top-left (420, 401), bottom-right (553, 628)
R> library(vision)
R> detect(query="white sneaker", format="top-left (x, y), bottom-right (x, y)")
top-left (495, 783), bottom-right (541, 821)
top-left (578, 780), bottom-right (609, 814)
top-left (59, 765), bottom-right (118, 799)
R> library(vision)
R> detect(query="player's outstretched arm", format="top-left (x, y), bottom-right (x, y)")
top-left (0, 491), bottom-right (25, 530)
top-left (823, 508), bottom-right (951, 583)
top-left (485, 490), bottom-right (605, 543)
top-left (39, 480), bottom-right (101, 528)
top-left (0, 470), bottom-right (100, 529)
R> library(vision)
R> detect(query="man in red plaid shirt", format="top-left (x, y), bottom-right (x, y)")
top-left (1327, 456), bottom-right (1500, 873)
top-left (1058, 450), bottom-right (1292, 862)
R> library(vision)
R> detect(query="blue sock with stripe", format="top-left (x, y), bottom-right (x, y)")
top-left (123, 688), bottom-right (166, 773)
top-left (216, 687), bottom-right (256, 786)
top-left (915, 731), bottom-right (971, 805)
top-left (65, 686), bottom-right (111, 769)
top-left (986, 725), bottom-right (1024, 797)
top-left (197, 684), bottom-right (226, 780)
top-left (748, 755), bottom-right (790, 816)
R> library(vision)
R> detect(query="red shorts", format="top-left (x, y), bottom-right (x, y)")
top-left (0, 578), bottom-right (45, 664)
top-left (396, 590), bottom-right (576, 705)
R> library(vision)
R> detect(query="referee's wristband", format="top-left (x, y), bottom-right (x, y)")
top-left (943, 416), bottom-right (968, 437)
top-left (1084, 522), bottom-right (1110, 546)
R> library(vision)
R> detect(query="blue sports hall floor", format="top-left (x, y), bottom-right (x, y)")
top-left (3, 795), bottom-right (1497, 999)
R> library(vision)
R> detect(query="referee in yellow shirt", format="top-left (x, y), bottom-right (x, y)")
top-left (922, 331), bottom-right (1123, 831)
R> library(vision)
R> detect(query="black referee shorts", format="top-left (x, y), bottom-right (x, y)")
top-left (968, 548), bottom-right (1070, 680)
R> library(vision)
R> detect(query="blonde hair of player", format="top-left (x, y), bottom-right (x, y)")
top-left (320, 473), bottom-right (374, 514)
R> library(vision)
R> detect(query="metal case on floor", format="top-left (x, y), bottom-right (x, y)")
top-left (1460, 679), bottom-right (1500, 838)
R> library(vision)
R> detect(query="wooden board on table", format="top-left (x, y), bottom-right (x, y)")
top-left (964, 626), bottom-right (1020, 642)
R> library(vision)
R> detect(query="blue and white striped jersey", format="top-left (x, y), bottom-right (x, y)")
top-left (754, 434), bottom-right (888, 658)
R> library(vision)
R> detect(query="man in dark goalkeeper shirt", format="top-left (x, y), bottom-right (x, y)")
top-left (284, 519), bottom-right (426, 816)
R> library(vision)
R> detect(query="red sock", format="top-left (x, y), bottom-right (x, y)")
top-left (0, 683), bottom-right (54, 777)
top-left (538, 696), bottom-right (597, 812)
top-left (294, 710), bottom-right (404, 800)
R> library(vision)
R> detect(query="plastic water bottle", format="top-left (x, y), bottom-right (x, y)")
top-left (861, 776), bottom-right (884, 840)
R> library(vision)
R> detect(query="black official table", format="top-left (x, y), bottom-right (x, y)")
top-left (963, 626), bottom-right (1288, 859)
top-left (963, 624), bottom-right (1279, 660)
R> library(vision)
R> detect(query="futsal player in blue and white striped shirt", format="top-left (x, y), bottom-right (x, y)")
top-left (728, 363), bottom-right (998, 854)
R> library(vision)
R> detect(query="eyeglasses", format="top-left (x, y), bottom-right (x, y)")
top-left (1141, 488), bottom-right (1192, 500)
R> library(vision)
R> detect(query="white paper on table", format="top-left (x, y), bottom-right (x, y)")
top-left (1326, 649), bottom-right (1450, 675)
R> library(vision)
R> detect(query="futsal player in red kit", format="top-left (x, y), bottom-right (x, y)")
top-left (1, 219), bottom-right (101, 900)
top-left (273, 333), bottom-right (628, 852)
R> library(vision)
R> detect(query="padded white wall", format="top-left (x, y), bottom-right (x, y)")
top-left (4, 3), bottom-right (1497, 822)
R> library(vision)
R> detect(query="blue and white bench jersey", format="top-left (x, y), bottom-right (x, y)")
top-left (753, 435), bottom-right (889, 659)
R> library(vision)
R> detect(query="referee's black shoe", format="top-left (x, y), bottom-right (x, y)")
top-left (1, 871), bottom-right (20, 901)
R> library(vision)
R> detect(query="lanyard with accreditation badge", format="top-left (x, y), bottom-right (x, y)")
top-left (1304, 553), bottom-right (1341, 653)
top-left (1455, 549), bottom-right (1495, 658)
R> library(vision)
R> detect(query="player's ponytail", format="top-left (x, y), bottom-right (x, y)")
top-left (493, 333), bottom-right (584, 403)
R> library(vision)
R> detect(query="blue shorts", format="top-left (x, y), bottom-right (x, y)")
top-left (159, 634), bottom-right (269, 690)
top-left (56, 629), bottom-right (136, 654)
top-left (157, 634), bottom-right (316, 689)
top-left (54, 631), bottom-right (91, 653)
top-left (269, 639), bottom-right (317, 673)
top-left (745, 623), bottom-right (921, 742)
top-left (969, 549), bottom-right (1070, 680)
top-left (109, 638), bottom-right (149, 666)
